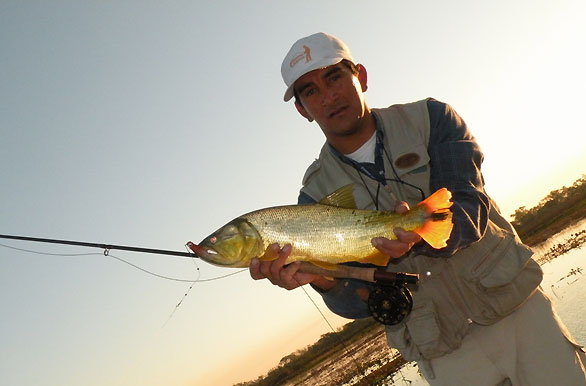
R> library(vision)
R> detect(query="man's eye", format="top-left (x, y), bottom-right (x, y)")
top-left (327, 73), bottom-right (343, 83)
top-left (304, 88), bottom-right (315, 97)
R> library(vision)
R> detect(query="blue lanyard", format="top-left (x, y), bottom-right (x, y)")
top-left (329, 128), bottom-right (387, 185)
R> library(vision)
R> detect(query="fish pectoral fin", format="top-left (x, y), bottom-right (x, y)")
top-left (361, 252), bottom-right (390, 267)
top-left (258, 248), bottom-right (279, 262)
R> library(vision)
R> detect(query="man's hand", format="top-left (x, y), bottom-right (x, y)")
top-left (249, 243), bottom-right (336, 291)
top-left (371, 201), bottom-right (422, 258)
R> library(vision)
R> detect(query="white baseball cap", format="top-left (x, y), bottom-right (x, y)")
top-left (281, 32), bottom-right (355, 102)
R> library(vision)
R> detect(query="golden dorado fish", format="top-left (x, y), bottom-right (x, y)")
top-left (188, 185), bottom-right (453, 269)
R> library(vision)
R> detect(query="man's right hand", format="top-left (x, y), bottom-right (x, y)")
top-left (249, 243), bottom-right (337, 291)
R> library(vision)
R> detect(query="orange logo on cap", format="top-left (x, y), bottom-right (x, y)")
top-left (290, 45), bottom-right (312, 68)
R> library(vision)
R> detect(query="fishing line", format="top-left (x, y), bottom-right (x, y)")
top-left (2, 239), bottom-right (249, 331)
top-left (0, 242), bottom-right (98, 257)
top-left (0, 242), bottom-right (246, 283)
top-left (298, 282), bottom-right (366, 380)
top-left (161, 246), bottom-right (201, 328)
top-left (162, 247), bottom-right (248, 328)
top-left (162, 280), bottom-right (197, 329)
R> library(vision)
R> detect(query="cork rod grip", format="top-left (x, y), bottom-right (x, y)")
top-left (297, 262), bottom-right (419, 285)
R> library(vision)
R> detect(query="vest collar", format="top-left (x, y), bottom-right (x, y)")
top-left (327, 113), bottom-right (387, 185)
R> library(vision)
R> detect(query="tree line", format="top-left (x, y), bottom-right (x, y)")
top-left (511, 174), bottom-right (586, 245)
top-left (234, 318), bottom-right (381, 386)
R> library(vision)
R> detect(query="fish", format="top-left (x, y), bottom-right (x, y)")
top-left (188, 185), bottom-right (453, 269)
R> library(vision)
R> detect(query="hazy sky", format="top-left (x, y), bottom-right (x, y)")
top-left (1, 1), bottom-right (585, 385)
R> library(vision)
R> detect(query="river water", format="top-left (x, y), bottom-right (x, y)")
top-left (384, 220), bottom-right (586, 386)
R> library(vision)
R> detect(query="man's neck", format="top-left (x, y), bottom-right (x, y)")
top-left (327, 110), bottom-right (376, 155)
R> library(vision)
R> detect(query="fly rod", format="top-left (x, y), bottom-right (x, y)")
top-left (0, 234), bottom-right (195, 258)
top-left (1, 234), bottom-right (418, 285)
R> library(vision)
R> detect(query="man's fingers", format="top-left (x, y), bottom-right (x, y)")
top-left (371, 228), bottom-right (420, 258)
top-left (280, 261), bottom-right (306, 289)
top-left (249, 258), bottom-right (263, 280)
top-left (264, 243), bottom-right (280, 260)
top-left (269, 244), bottom-right (292, 278)
top-left (394, 201), bottom-right (410, 214)
top-left (249, 244), bottom-right (299, 288)
top-left (394, 228), bottom-right (422, 244)
top-left (372, 237), bottom-right (409, 257)
top-left (249, 244), bottom-right (330, 290)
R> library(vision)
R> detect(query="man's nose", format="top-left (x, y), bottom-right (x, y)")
top-left (320, 87), bottom-right (338, 106)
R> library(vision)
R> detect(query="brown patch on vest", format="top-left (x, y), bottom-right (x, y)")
top-left (395, 153), bottom-right (421, 169)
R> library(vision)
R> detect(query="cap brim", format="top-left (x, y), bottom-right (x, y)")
top-left (283, 85), bottom-right (295, 102)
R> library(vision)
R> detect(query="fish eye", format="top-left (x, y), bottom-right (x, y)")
top-left (210, 236), bottom-right (217, 244)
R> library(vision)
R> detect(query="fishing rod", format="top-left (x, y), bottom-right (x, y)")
top-left (1, 234), bottom-right (417, 283)
top-left (295, 261), bottom-right (418, 285)
top-left (2, 233), bottom-right (418, 324)
top-left (0, 234), bottom-right (196, 258)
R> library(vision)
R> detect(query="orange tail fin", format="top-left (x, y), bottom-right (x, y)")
top-left (416, 188), bottom-right (454, 249)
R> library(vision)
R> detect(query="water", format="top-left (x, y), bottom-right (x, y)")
top-left (379, 221), bottom-right (586, 386)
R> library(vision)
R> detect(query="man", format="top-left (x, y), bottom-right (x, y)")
top-left (250, 32), bottom-right (586, 385)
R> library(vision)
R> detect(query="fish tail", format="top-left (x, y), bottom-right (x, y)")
top-left (416, 188), bottom-right (454, 249)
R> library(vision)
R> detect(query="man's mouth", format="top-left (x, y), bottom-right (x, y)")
top-left (328, 105), bottom-right (348, 119)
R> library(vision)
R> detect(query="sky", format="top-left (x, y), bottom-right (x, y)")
top-left (1, 1), bottom-right (585, 385)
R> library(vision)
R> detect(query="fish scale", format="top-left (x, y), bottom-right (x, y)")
top-left (189, 186), bottom-right (453, 268)
top-left (244, 205), bottom-right (402, 263)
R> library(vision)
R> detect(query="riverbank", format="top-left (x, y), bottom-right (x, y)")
top-left (534, 228), bottom-right (586, 264)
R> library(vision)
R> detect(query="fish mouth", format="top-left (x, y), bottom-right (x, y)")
top-left (187, 241), bottom-right (244, 267)
top-left (187, 242), bottom-right (221, 262)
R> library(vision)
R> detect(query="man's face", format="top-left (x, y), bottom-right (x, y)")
top-left (293, 62), bottom-right (368, 140)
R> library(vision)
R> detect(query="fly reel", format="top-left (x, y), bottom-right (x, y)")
top-left (367, 283), bottom-right (413, 325)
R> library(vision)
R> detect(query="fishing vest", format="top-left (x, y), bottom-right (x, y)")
top-left (300, 99), bottom-right (543, 361)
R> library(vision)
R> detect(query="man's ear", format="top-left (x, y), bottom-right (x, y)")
top-left (295, 101), bottom-right (314, 122)
top-left (357, 64), bottom-right (368, 92)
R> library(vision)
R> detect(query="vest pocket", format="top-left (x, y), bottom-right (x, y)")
top-left (457, 227), bottom-right (542, 323)
top-left (385, 300), bottom-right (438, 361)
top-left (385, 321), bottom-right (421, 361)
top-left (469, 259), bottom-right (542, 323)
top-left (385, 297), bottom-right (464, 361)
top-left (405, 300), bottom-right (440, 354)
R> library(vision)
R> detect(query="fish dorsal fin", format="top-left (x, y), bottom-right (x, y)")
top-left (318, 184), bottom-right (357, 208)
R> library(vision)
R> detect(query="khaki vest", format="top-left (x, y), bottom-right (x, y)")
top-left (301, 99), bottom-right (543, 361)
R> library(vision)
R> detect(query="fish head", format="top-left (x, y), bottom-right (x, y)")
top-left (191, 218), bottom-right (263, 268)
